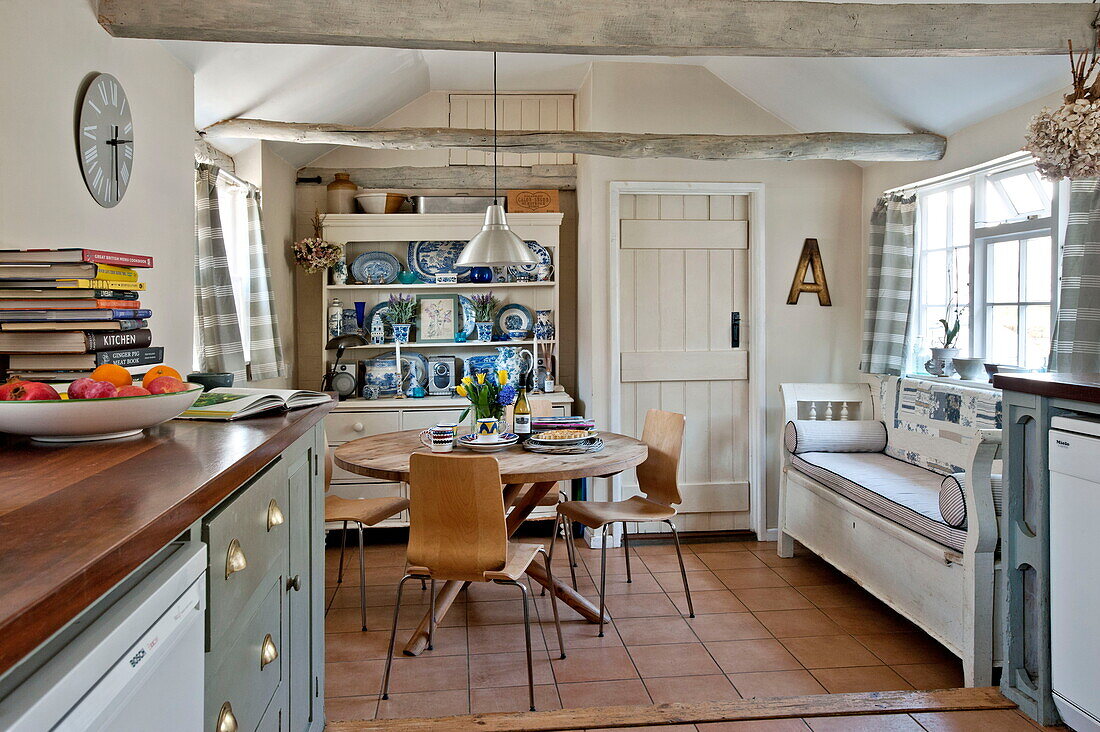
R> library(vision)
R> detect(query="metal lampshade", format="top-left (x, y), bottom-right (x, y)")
top-left (456, 205), bottom-right (538, 267)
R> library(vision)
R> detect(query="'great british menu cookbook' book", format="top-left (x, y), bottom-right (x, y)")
top-left (178, 388), bottom-right (332, 420)
top-left (0, 249), bottom-right (153, 267)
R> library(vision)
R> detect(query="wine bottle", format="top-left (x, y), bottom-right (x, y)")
top-left (513, 374), bottom-right (532, 436)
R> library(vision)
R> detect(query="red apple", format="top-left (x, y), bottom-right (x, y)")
top-left (146, 376), bottom-right (187, 395)
top-left (4, 381), bottom-right (61, 401)
top-left (116, 385), bottom-right (152, 397)
top-left (67, 377), bottom-right (97, 399)
top-left (82, 381), bottom-right (118, 399)
top-left (0, 378), bottom-right (26, 400)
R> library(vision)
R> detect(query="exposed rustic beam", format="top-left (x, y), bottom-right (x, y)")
top-left (204, 119), bottom-right (946, 162)
top-left (97, 0), bottom-right (1092, 57)
top-left (297, 165), bottom-right (577, 191)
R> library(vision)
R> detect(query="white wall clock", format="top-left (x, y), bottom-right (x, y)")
top-left (77, 73), bottom-right (133, 208)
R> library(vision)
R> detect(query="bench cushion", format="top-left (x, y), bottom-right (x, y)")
top-left (783, 420), bottom-right (888, 454)
top-left (789, 451), bottom-right (966, 552)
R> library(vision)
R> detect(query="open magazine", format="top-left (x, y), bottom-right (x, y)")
top-left (178, 387), bottom-right (331, 420)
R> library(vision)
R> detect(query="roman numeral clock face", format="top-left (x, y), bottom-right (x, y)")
top-left (77, 73), bottom-right (133, 208)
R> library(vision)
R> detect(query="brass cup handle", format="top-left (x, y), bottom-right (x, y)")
top-left (267, 498), bottom-right (285, 531)
top-left (225, 538), bottom-right (247, 579)
top-left (286, 574), bottom-right (301, 592)
top-left (217, 701), bottom-right (238, 732)
top-left (260, 633), bottom-right (279, 669)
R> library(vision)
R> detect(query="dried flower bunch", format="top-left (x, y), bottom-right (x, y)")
top-left (1026, 38), bottom-right (1100, 180)
top-left (291, 237), bottom-right (343, 274)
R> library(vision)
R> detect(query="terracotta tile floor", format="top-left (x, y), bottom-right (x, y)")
top-left (324, 534), bottom-right (1003, 724)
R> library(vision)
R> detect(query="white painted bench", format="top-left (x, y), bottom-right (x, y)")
top-left (778, 379), bottom-right (1002, 686)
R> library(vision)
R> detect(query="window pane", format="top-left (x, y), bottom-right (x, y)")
top-left (983, 180), bottom-right (1014, 223)
top-left (924, 191), bottom-right (948, 247)
top-left (925, 250), bottom-right (947, 305)
top-left (989, 240), bottom-right (1020, 302)
top-left (999, 172), bottom-right (1046, 216)
top-left (953, 246), bottom-right (971, 305)
top-left (989, 305), bottom-right (1019, 365)
top-left (952, 186), bottom-right (971, 245)
top-left (1025, 236), bottom-right (1052, 302)
top-left (1023, 305), bottom-right (1051, 370)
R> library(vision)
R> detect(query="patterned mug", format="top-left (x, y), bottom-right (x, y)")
top-left (476, 418), bottom-right (501, 443)
top-left (420, 424), bottom-right (456, 453)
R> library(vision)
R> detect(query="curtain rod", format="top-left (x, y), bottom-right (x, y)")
top-left (882, 151), bottom-right (1034, 196)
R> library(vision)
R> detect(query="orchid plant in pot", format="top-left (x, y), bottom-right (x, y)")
top-left (385, 293), bottom-right (416, 344)
top-left (456, 369), bottom-right (516, 432)
top-left (470, 291), bottom-right (500, 342)
top-left (925, 303), bottom-right (963, 377)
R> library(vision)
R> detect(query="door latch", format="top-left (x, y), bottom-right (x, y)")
top-left (731, 312), bottom-right (741, 348)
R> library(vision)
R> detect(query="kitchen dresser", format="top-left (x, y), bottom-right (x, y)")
top-left (313, 212), bottom-right (575, 524)
top-left (0, 403), bottom-right (334, 732)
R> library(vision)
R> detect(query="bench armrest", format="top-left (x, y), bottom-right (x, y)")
top-left (963, 429), bottom-right (1003, 555)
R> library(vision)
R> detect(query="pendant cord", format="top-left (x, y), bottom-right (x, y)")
top-left (492, 51), bottom-right (498, 200)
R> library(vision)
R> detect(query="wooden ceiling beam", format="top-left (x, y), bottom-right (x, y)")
top-left (203, 119), bottom-right (946, 162)
top-left (97, 0), bottom-right (1092, 57)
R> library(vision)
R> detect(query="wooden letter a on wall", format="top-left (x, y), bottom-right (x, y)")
top-left (787, 238), bottom-right (832, 306)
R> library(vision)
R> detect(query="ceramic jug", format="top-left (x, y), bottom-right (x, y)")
top-left (495, 347), bottom-right (534, 387)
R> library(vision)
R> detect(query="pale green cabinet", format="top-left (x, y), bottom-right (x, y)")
top-left (204, 423), bottom-right (326, 732)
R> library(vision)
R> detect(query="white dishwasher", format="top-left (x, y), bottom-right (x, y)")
top-left (1050, 416), bottom-right (1100, 732)
top-left (0, 542), bottom-right (206, 732)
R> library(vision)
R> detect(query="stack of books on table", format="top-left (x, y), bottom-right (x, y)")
top-left (0, 248), bottom-right (161, 383)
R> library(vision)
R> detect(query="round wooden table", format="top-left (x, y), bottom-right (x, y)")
top-left (334, 429), bottom-right (648, 656)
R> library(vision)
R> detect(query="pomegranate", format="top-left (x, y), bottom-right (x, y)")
top-left (146, 376), bottom-right (188, 394)
top-left (0, 378), bottom-right (26, 400)
top-left (116, 385), bottom-right (152, 397)
top-left (81, 381), bottom-right (118, 399)
top-left (67, 377), bottom-right (97, 399)
top-left (4, 381), bottom-right (61, 401)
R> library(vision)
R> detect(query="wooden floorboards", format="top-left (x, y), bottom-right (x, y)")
top-left (327, 686), bottom-right (1015, 732)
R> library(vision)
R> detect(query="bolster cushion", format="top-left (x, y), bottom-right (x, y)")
top-left (938, 472), bottom-right (1004, 528)
top-left (783, 420), bottom-right (888, 455)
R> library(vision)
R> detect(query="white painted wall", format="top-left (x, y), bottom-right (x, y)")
top-left (575, 63), bottom-right (865, 531)
top-left (0, 0), bottom-right (195, 371)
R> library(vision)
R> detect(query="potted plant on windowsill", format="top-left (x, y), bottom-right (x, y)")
top-left (925, 304), bottom-right (962, 377)
top-left (471, 292), bottom-right (500, 342)
top-left (385, 293), bottom-right (416, 344)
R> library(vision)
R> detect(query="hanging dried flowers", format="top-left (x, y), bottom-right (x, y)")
top-left (292, 210), bottom-right (343, 274)
top-left (1026, 38), bottom-right (1100, 180)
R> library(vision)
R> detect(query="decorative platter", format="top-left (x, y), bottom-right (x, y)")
top-left (408, 241), bottom-right (472, 284)
top-left (350, 251), bottom-right (401, 284)
top-left (401, 351), bottom-right (429, 389)
top-left (495, 303), bottom-right (534, 334)
top-left (507, 241), bottom-right (552, 281)
top-left (458, 295), bottom-right (476, 339)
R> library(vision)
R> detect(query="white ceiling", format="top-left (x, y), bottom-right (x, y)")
top-left (163, 24), bottom-right (1072, 168)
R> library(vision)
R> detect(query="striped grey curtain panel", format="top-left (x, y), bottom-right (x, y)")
top-left (860, 194), bottom-right (918, 375)
top-left (194, 163), bottom-right (247, 381)
top-left (1049, 179), bottom-right (1100, 371)
top-left (243, 189), bottom-right (286, 380)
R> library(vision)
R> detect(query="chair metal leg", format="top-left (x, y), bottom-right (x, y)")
top-left (428, 579), bottom-right (436, 651)
top-left (598, 524), bottom-right (609, 638)
top-left (380, 574), bottom-right (417, 700)
top-left (666, 519), bottom-right (695, 618)
top-left (336, 520), bottom-right (348, 584)
top-left (564, 518), bottom-right (578, 590)
top-left (622, 521), bottom-right (632, 583)
top-left (538, 547), bottom-right (566, 659)
top-left (513, 580), bottom-right (536, 711)
top-left (544, 514), bottom-right (563, 597)
top-left (357, 522), bottom-right (368, 631)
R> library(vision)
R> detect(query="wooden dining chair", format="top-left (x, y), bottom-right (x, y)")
top-left (552, 409), bottom-right (692, 637)
top-left (323, 448), bottom-right (410, 631)
top-left (380, 453), bottom-right (566, 712)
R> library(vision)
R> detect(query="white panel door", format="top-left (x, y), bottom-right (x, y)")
top-left (618, 194), bottom-right (751, 533)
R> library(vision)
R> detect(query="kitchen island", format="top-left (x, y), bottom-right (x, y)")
top-left (0, 401), bottom-right (334, 731)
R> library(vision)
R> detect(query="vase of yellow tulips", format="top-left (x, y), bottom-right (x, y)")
top-left (456, 369), bottom-right (517, 433)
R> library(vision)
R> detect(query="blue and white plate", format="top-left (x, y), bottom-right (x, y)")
top-left (350, 251), bottom-right (401, 284)
top-left (366, 302), bottom-right (393, 342)
top-left (495, 304), bottom-right (533, 335)
top-left (400, 351), bottom-right (429, 389)
top-left (408, 241), bottom-right (472, 284)
top-left (457, 295), bottom-right (476, 339)
top-left (507, 241), bottom-right (552, 281)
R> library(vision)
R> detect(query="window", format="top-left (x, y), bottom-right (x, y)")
top-left (215, 172), bottom-right (252, 359)
top-left (911, 158), bottom-right (1059, 374)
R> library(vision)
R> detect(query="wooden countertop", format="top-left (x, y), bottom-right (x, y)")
top-left (993, 372), bottom-right (1100, 405)
top-left (0, 401), bottom-right (335, 677)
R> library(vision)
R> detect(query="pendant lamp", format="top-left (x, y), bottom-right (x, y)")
top-left (456, 53), bottom-right (538, 268)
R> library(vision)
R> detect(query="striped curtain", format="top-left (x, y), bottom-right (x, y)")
top-left (194, 163), bottom-right (247, 380)
top-left (860, 194), bottom-right (918, 375)
top-left (1049, 179), bottom-right (1100, 371)
top-left (243, 188), bottom-right (285, 380)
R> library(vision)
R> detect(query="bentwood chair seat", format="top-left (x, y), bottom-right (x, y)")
top-left (558, 495), bottom-right (676, 528)
top-left (407, 542), bottom-right (541, 584)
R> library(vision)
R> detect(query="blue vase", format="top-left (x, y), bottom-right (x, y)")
top-left (475, 321), bottom-right (494, 342)
top-left (470, 267), bottom-right (493, 283)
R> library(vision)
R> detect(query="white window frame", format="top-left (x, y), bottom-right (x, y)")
top-left (909, 154), bottom-right (1063, 374)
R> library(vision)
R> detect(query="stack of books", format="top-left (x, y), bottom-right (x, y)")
top-left (0, 248), bottom-right (160, 383)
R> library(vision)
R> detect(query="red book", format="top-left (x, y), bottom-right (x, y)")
top-left (0, 249), bottom-right (153, 268)
top-left (0, 299), bottom-right (140, 309)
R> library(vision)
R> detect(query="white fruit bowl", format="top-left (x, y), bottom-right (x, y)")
top-left (0, 383), bottom-right (204, 442)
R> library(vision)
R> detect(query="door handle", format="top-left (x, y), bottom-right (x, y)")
top-left (731, 312), bottom-right (741, 348)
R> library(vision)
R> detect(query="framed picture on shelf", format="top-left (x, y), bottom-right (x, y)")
top-left (415, 293), bottom-right (461, 343)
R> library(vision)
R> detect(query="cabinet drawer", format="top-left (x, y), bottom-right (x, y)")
top-left (206, 578), bottom-right (283, 732)
top-left (401, 408), bottom-right (466, 431)
top-left (325, 410), bottom-right (400, 443)
top-left (205, 460), bottom-right (289, 645)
